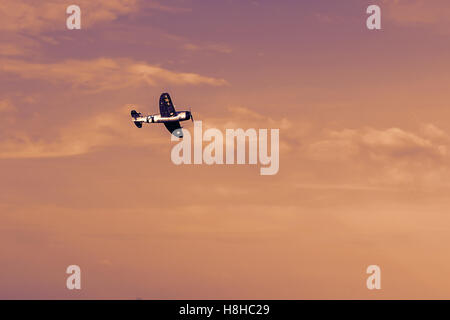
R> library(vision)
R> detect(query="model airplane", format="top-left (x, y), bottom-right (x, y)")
top-left (130, 93), bottom-right (193, 138)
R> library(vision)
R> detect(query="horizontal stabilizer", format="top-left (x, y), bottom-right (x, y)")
top-left (131, 110), bottom-right (142, 119)
top-left (131, 110), bottom-right (143, 128)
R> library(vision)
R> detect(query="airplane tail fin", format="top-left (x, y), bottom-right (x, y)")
top-left (130, 110), bottom-right (143, 128)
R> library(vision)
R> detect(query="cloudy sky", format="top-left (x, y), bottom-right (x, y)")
top-left (1, 0), bottom-right (450, 299)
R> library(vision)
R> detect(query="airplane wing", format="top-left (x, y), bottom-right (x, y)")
top-left (164, 121), bottom-right (183, 138)
top-left (159, 93), bottom-right (176, 117)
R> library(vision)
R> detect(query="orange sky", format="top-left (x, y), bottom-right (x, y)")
top-left (1, 0), bottom-right (450, 299)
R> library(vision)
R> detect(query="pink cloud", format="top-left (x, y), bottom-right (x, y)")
top-left (1, 57), bottom-right (229, 92)
top-left (0, 0), bottom-right (179, 33)
top-left (382, 0), bottom-right (450, 30)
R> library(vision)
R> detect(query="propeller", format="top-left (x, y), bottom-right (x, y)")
top-left (189, 107), bottom-right (194, 122)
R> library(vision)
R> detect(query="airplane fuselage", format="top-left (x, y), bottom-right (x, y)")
top-left (134, 111), bottom-right (191, 124)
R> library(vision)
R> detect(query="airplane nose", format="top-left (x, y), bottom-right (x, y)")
top-left (187, 111), bottom-right (193, 122)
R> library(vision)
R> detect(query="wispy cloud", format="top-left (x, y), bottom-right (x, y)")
top-left (308, 126), bottom-right (448, 161)
top-left (1, 58), bottom-right (229, 92)
top-left (382, 0), bottom-right (450, 31)
top-left (0, 105), bottom-right (168, 159)
top-left (0, 99), bottom-right (17, 113)
top-left (0, 0), bottom-right (185, 33)
top-left (183, 43), bottom-right (233, 54)
top-left (304, 125), bottom-right (450, 189)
